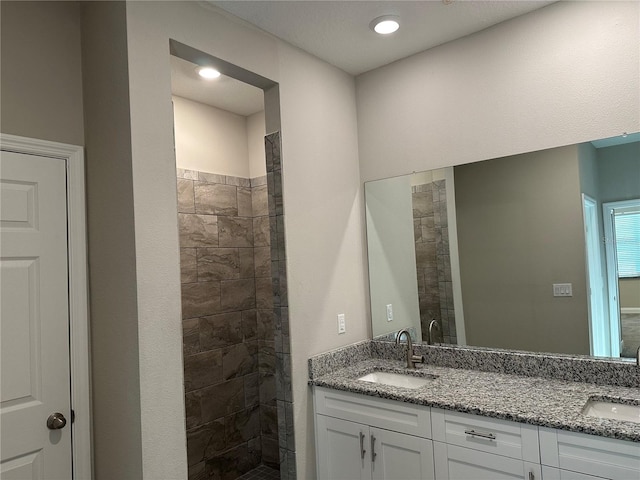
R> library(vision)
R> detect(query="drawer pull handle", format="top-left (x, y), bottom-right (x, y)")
top-left (464, 429), bottom-right (496, 441)
top-left (371, 434), bottom-right (377, 462)
top-left (359, 432), bottom-right (366, 459)
top-left (528, 472), bottom-right (535, 480)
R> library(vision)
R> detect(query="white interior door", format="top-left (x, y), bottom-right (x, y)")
top-left (1, 151), bottom-right (72, 479)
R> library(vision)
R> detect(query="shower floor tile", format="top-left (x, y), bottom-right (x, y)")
top-left (237, 464), bottom-right (280, 480)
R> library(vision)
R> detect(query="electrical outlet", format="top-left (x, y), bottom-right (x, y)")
top-left (386, 304), bottom-right (393, 322)
top-left (337, 313), bottom-right (346, 334)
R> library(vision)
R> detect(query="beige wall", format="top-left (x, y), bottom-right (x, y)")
top-left (173, 95), bottom-right (250, 177)
top-left (356, 1), bottom-right (640, 183)
top-left (455, 145), bottom-right (590, 355)
top-left (620, 278), bottom-right (640, 309)
top-left (247, 111), bottom-right (267, 178)
top-left (81, 2), bottom-right (145, 478)
top-left (123, 2), bottom-right (367, 478)
top-left (1, 1), bottom-right (84, 145)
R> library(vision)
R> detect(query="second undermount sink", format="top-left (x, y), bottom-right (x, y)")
top-left (582, 398), bottom-right (640, 424)
top-left (358, 371), bottom-right (436, 389)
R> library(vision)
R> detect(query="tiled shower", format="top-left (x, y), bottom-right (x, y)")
top-left (412, 179), bottom-right (457, 345)
top-left (176, 133), bottom-right (294, 480)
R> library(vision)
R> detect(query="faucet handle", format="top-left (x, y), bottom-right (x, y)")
top-left (410, 354), bottom-right (423, 368)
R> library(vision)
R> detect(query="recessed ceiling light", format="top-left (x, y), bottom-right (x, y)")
top-left (370, 15), bottom-right (400, 35)
top-left (196, 66), bottom-right (221, 80)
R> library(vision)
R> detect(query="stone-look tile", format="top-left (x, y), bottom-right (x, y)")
top-left (198, 171), bottom-right (226, 184)
top-left (181, 282), bottom-right (221, 319)
top-left (195, 183), bottom-right (238, 216)
top-left (223, 341), bottom-right (258, 380)
top-left (415, 241), bottom-right (437, 267)
top-left (218, 216), bottom-right (253, 248)
top-left (275, 216), bottom-right (286, 261)
top-left (180, 248), bottom-right (198, 284)
top-left (413, 219), bottom-right (423, 242)
top-left (253, 216), bottom-right (271, 247)
top-left (187, 419), bottom-right (225, 466)
top-left (241, 309), bottom-right (257, 341)
top-left (287, 451), bottom-right (296, 480)
top-left (226, 175), bottom-right (251, 188)
top-left (280, 307), bottom-right (290, 355)
top-left (413, 191), bottom-right (434, 217)
top-left (252, 185), bottom-right (269, 217)
top-left (259, 344), bottom-right (276, 375)
top-left (178, 168), bottom-right (198, 180)
top-left (285, 401), bottom-right (295, 451)
top-left (257, 309), bottom-right (275, 341)
top-left (179, 214), bottom-right (218, 248)
top-left (184, 349), bottom-right (223, 392)
top-left (278, 261), bottom-right (288, 307)
top-left (206, 442), bottom-right (259, 480)
top-left (183, 318), bottom-right (200, 355)
top-left (277, 400), bottom-right (287, 448)
top-left (250, 175), bottom-right (267, 187)
top-left (188, 461), bottom-right (207, 480)
top-left (259, 373), bottom-right (277, 406)
top-left (254, 246), bottom-right (271, 278)
top-left (260, 404), bottom-right (278, 438)
top-left (221, 278), bottom-right (256, 311)
top-left (267, 172), bottom-right (276, 217)
top-left (199, 312), bottom-right (243, 350)
top-left (200, 377), bottom-right (245, 422)
top-left (238, 248), bottom-right (254, 278)
top-left (255, 277), bottom-right (273, 310)
top-left (278, 449), bottom-right (288, 480)
top-left (185, 391), bottom-right (202, 429)
top-left (197, 247), bottom-right (239, 281)
top-left (262, 438), bottom-right (280, 469)
top-left (225, 405), bottom-right (261, 449)
top-left (273, 171), bottom-right (283, 216)
top-left (237, 187), bottom-right (252, 217)
top-left (177, 178), bottom-right (196, 213)
top-left (244, 372), bottom-right (260, 407)
top-left (275, 354), bottom-right (292, 402)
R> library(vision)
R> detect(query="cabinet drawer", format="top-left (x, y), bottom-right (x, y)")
top-left (541, 466), bottom-right (609, 480)
top-left (314, 387), bottom-right (432, 439)
top-left (432, 408), bottom-right (540, 463)
top-left (539, 427), bottom-right (640, 480)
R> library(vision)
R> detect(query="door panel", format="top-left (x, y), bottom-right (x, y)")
top-left (316, 415), bottom-right (371, 480)
top-left (371, 428), bottom-right (435, 480)
top-left (1, 151), bottom-right (72, 479)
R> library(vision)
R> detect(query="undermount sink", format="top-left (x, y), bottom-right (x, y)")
top-left (582, 398), bottom-right (640, 424)
top-left (358, 371), bottom-right (436, 389)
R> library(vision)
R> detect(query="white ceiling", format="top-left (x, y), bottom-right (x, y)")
top-left (209, 1), bottom-right (555, 76)
top-left (173, 1), bottom-right (554, 115)
top-left (170, 55), bottom-right (264, 116)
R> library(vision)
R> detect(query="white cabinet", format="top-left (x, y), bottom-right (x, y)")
top-left (434, 442), bottom-right (542, 480)
top-left (432, 408), bottom-right (541, 480)
top-left (313, 386), bottom-right (640, 480)
top-left (314, 387), bottom-right (435, 480)
top-left (541, 466), bottom-right (610, 480)
top-left (539, 427), bottom-right (640, 480)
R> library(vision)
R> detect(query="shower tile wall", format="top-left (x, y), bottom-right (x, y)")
top-left (177, 168), bottom-right (278, 480)
top-left (412, 180), bottom-right (457, 345)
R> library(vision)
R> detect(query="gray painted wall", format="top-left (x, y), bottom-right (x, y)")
top-left (455, 145), bottom-right (590, 355)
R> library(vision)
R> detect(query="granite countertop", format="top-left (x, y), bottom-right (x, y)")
top-left (309, 358), bottom-right (640, 442)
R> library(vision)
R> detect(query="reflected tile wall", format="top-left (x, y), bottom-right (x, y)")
top-left (177, 167), bottom-right (281, 479)
top-left (412, 180), bottom-right (456, 345)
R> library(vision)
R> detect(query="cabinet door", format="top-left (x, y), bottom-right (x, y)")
top-left (316, 415), bottom-right (372, 480)
top-left (434, 441), bottom-right (542, 480)
top-left (541, 466), bottom-right (610, 480)
top-left (370, 428), bottom-right (435, 480)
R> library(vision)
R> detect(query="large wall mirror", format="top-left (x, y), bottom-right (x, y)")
top-left (366, 134), bottom-right (640, 360)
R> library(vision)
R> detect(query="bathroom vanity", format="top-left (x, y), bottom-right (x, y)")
top-left (309, 343), bottom-right (640, 480)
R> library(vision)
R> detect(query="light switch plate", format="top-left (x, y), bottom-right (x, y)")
top-left (553, 283), bottom-right (573, 297)
top-left (337, 313), bottom-right (346, 334)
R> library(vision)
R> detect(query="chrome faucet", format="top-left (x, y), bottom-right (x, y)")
top-left (428, 319), bottom-right (441, 345)
top-left (636, 345), bottom-right (640, 367)
top-left (396, 329), bottom-right (422, 369)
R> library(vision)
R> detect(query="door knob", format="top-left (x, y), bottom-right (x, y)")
top-left (46, 412), bottom-right (67, 430)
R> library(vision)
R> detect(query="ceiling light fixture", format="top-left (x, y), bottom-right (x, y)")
top-left (370, 15), bottom-right (400, 35)
top-left (196, 66), bottom-right (221, 80)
